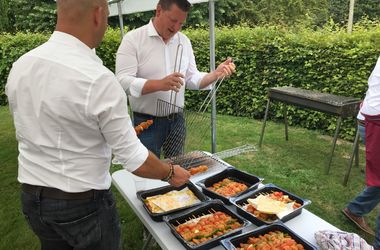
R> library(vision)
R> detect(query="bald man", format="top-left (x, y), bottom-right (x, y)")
top-left (5, 0), bottom-right (190, 249)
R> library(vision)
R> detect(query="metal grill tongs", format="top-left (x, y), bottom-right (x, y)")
top-left (168, 40), bottom-right (184, 119)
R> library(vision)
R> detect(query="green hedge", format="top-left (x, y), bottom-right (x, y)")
top-left (1, 26), bottom-right (380, 139)
top-left (184, 25), bottom-right (380, 139)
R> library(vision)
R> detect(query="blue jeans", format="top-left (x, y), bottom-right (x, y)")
top-left (133, 112), bottom-right (185, 159)
top-left (21, 188), bottom-right (121, 250)
top-left (358, 123), bottom-right (366, 145)
top-left (347, 186), bottom-right (380, 248)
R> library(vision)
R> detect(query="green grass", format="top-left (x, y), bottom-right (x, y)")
top-left (0, 106), bottom-right (378, 249)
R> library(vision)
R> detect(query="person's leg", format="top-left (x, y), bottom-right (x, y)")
top-left (374, 211), bottom-right (380, 250)
top-left (358, 123), bottom-right (366, 145)
top-left (21, 188), bottom-right (121, 250)
top-left (21, 188), bottom-right (73, 250)
top-left (343, 186), bottom-right (380, 236)
top-left (86, 190), bottom-right (121, 250)
top-left (133, 114), bottom-right (163, 158)
top-left (163, 114), bottom-right (186, 159)
top-left (48, 190), bottom-right (121, 250)
top-left (347, 187), bottom-right (380, 216)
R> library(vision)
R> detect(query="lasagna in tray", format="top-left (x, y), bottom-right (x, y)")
top-left (144, 187), bottom-right (201, 213)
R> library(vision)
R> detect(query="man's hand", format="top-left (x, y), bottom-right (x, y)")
top-left (159, 72), bottom-right (184, 92)
top-left (214, 57), bottom-right (236, 79)
top-left (168, 165), bottom-right (190, 187)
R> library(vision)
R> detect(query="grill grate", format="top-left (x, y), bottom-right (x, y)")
top-left (155, 75), bottom-right (227, 159)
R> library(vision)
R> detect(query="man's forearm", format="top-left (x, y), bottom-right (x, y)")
top-left (132, 151), bottom-right (171, 180)
top-left (141, 79), bottom-right (162, 95)
top-left (199, 71), bottom-right (218, 89)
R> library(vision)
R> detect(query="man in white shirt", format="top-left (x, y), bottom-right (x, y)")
top-left (116, 0), bottom-right (236, 158)
top-left (6, 0), bottom-right (190, 249)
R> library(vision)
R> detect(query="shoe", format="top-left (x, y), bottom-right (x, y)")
top-left (342, 207), bottom-right (375, 236)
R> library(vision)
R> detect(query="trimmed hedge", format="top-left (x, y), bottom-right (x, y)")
top-left (1, 26), bottom-right (380, 139)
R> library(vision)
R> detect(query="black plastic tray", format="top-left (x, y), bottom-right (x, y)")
top-left (231, 183), bottom-right (311, 226)
top-left (196, 167), bottom-right (263, 204)
top-left (221, 222), bottom-right (317, 250)
top-left (136, 181), bottom-right (208, 222)
top-left (163, 199), bottom-right (251, 250)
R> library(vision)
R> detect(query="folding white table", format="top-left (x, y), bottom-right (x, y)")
top-left (112, 168), bottom-right (340, 250)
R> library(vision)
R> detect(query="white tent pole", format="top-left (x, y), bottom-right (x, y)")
top-left (209, 0), bottom-right (216, 153)
top-left (117, 1), bottom-right (125, 39)
top-left (108, 0), bottom-right (125, 39)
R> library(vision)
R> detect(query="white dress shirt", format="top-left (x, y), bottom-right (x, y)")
top-left (115, 20), bottom-right (208, 116)
top-left (361, 56), bottom-right (380, 116)
top-left (6, 31), bottom-right (148, 192)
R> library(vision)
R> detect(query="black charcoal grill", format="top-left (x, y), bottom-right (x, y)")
top-left (258, 86), bottom-right (361, 175)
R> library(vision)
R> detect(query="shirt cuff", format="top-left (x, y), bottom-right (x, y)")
top-left (130, 78), bottom-right (147, 97)
top-left (122, 144), bottom-right (149, 173)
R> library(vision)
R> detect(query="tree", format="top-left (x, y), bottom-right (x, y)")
top-left (0, 0), bottom-right (10, 33)
top-left (5, 0), bottom-right (56, 33)
top-left (328, 0), bottom-right (380, 26)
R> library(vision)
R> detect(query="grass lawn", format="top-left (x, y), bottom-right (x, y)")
top-left (0, 105), bottom-right (378, 249)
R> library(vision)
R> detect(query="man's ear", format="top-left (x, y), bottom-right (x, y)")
top-left (156, 5), bottom-right (162, 17)
top-left (93, 6), bottom-right (102, 27)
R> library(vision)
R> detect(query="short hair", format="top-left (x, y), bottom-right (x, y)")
top-left (158, 0), bottom-right (191, 12)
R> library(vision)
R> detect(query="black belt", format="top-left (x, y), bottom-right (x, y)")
top-left (133, 112), bottom-right (181, 120)
top-left (21, 183), bottom-right (108, 200)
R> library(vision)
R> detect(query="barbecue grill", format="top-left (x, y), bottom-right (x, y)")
top-left (259, 86), bottom-right (361, 175)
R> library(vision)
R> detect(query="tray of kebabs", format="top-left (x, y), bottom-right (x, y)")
top-left (196, 167), bottom-right (263, 205)
top-left (163, 199), bottom-right (251, 250)
top-left (231, 183), bottom-right (311, 226)
top-left (136, 182), bottom-right (208, 221)
top-left (220, 222), bottom-right (317, 250)
top-left (170, 151), bottom-right (229, 179)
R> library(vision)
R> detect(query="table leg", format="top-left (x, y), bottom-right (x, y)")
top-left (142, 233), bottom-right (153, 250)
top-left (343, 127), bottom-right (360, 186)
top-left (283, 105), bottom-right (288, 141)
top-left (325, 117), bottom-right (342, 174)
top-left (259, 99), bottom-right (271, 147)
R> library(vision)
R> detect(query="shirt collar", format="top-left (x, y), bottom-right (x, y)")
top-left (147, 19), bottom-right (178, 45)
top-left (49, 31), bottom-right (102, 64)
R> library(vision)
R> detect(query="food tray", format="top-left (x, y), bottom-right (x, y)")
top-left (136, 181), bottom-right (208, 222)
top-left (170, 151), bottom-right (229, 180)
top-left (221, 222), bottom-right (317, 250)
top-left (196, 167), bottom-right (263, 204)
top-left (231, 183), bottom-right (311, 226)
top-left (163, 199), bottom-right (250, 250)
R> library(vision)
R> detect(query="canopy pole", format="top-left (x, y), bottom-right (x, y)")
top-left (209, 0), bottom-right (216, 153)
top-left (116, 1), bottom-right (124, 39)
top-left (108, 0), bottom-right (124, 39)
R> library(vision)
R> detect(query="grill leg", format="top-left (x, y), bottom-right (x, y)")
top-left (259, 99), bottom-right (271, 147)
top-left (355, 135), bottom-right (359, 168)
top-left (343, 127), bottom-right (360, 186)
top-left (142, 233), bottom-right (153, 250)
top-left (326, 117), bottom-right (342, 174)
top-left (283, 105), bottom-right (288, 141)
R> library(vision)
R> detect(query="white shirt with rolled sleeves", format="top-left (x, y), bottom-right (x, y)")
top-left (115, 20), bottom-right (208, 116)
top-left (360, 56), bottom-right (380, 116)
top-left (6, 31), bottom-right (148, 193)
